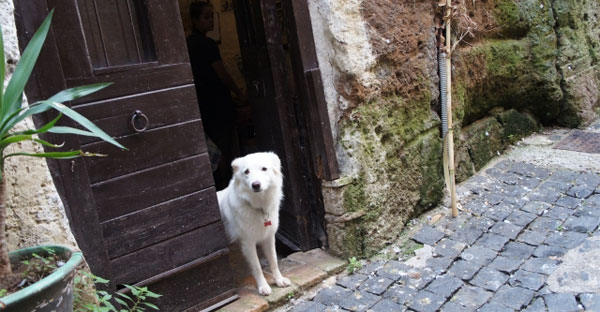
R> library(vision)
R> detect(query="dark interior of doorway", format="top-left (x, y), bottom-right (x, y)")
top-left (179, 1), bottom-right (302, 257)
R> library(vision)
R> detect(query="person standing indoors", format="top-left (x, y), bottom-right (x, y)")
top-left (187, 2), bottom-right (243, 189)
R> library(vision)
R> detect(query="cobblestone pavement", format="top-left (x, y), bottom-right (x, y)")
top-left (281, 124), bottom-right (600, 311)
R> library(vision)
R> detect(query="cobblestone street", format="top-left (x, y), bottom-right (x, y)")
top-left (281, 123), bottom-right (600, 312)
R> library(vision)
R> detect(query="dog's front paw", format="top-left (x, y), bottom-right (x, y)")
top-left (257, 282), bottom-right (272, 296)
top-left (275, 276), bottom-right (291, 287)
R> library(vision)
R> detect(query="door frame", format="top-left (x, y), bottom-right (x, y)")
top-left (232, 0), bottom-right (339, 251)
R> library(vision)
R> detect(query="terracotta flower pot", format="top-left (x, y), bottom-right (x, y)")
top-left (0, 245), bottom-right (83, 312)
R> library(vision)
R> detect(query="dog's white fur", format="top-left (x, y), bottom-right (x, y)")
top-left (217, 152), bottom-right (291, 295)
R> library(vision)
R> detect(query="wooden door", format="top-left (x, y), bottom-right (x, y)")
top-left (14, 1), bottom-right (237, 310)
top-left (232, 0), bottom-right (338, 251)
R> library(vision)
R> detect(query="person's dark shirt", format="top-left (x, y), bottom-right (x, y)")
top-left (186, 31), bottom-right (233, 118)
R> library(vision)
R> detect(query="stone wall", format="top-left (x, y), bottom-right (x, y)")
top-left (311, 0), bottom-right (600, 258)
top-left (1, 0), bottom-right (77, 251)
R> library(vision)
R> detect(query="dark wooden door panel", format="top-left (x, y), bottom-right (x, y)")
top-left (84, 120), bottom-right (205, 183)
top-left (110, 222), bottom-right (228, 284)
top-left (75, 85), bottom-right (200, 145)
top-left (68, 64), bottom-right (194, 103)
top-left (92, 154), bottom-right (214, 222)
top-left (102, 188), bottom-right (220, 259)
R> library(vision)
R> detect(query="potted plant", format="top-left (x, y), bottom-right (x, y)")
top-left (0, 10), bottom-right (126, 311)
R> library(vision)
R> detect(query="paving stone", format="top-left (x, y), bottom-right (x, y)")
top-left (543, 206), bottom-right (574, 220)
top-left (367, 299), bottom-right (406, 312)
top-left (358, 275), bottom-right (394, 295)
top-left (522, 297), bottom-right (546, 312)
top-left (412, 226), bottom-right (445, 245)
top-left (483, 204), bottom-right (513, 221)
top-left (451, 285), bottom-right (492, 311)
top-left (424, 274), bottom-right (463, 298)
top-left (520, 177), bottom-right (543, 189)
top-left (563, 215), bottom-right (600, 233)
top-left (521, 201), bottom-right (551, 216)
top-left (406, 290), bottom-right (446, 312)
top-left (540, 180), bottom-right (572, 193)
top-left (516, 230), bottom-right (548, 246)
top-left (535, 285), bottom-right (552, 296)
top-left (382, 284), bottom-right (417, 305)
top-left (509, 162), bottom-right (550, 179)
top-left (520, 258), bottom-right (559, 275)
top-left (574, 204), bottom-right (600, 218)
top-left (450, 226), bottom-right (484, 245)
top-left (505, 210), bottom-right (536, 226)
top-left (527, 188), bottom-right (561, 204)
top-left (490, 222), bottom-right (523, 239)
top-left (528, 217), bottom-right (562, 232)
top-left (425, 256), bottom-right (453, 273)
top-left (433, 239), bottom-right (466, 258)
top-left (358, 260), bottom-right (386, 276)
top-left (490, 171), bottom-right (520, 185)
top-left (471, 267), bottom-right (509, 291)
top-left (548, 169), bottom-right (578, 183)
top-left (313, 285), bottom-right (353, 307)
top-left (489, 256), bottom-right (523, 273)
top-left (376, 260), bottom-right (410, 281)
top-left (478, 302), bottom-right (515, 312)
top-left (313, 286), bottom-right (380, 312)
top-left (567, 186), bottom-right (594, 199)
top-left (544, 231), bottom-right (588, 249)
top-left (508, 269), bottom-right (546, 290)
top-left (288, 300), bottom-right (326, 312)
top-left (579, 293), bottom-right (600, 311)
top-left (464, 199), bottom-right (491, 215)
top-left (439, 301), bottom-right (467, 312)
top-left (574, 172), bottom-right (600, 189)
top-left (460, 245), bottom-right (497, 265)
top-left (500, 242), bottom-right (535, 259)
top-left (475, 233), bottom-right (511, 251)
top-left (555, 196), bottom-right (582, 209)
top-left (337, 273), bottom-right (369, 290)
top-left (466, 216), bottom-right (497, 231)
top-left (448, 260), bottom-right (482, 280)
top-left (494, 159), bottom-right (513, 171)
top-left (404, 267), bottom-right (436, 289)
top-left (543, 293), bottom-right (579, 312)
top-left (435, 215), bottom-right (471, 234)
top-left (583, 194), bottom-right (600, 208)
top-left (489, 285), bottom-right (534, 310)
top-left (532, 245), bottom-right (568, 258)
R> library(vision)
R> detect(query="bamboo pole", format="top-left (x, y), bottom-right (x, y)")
top-left (445, 0), bottom-right (458, 217)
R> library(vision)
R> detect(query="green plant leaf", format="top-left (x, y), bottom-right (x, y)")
top-left (144, 291), bottom-right (162, 299)
top-left (143, 302), bottom-right (160, 310)
top-left (0, 134), bottom-right (33, 147)
top-left (48, 82), bottom-right (112, 103)
top-left (48, 126), bottom-right (98, 138)
top-left (2, 10), bottom-right (54, 118)
top-left (0, 101), bottom-right (52, 138)
top-left (3, 150), bottom-right (95, 160)
top-left (44, 101), bottom-right (126, 150)
top-left (114, 297), bottom-right (128, 307)
top-left (33, 138), bottom-right (64, 149)
top-left (14, 113), bottom-right (62, 135)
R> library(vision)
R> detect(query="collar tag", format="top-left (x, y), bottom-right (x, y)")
top-left (264, 220), bottom-right (272, 227)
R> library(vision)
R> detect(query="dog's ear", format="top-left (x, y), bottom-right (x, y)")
top-left (269, 152), bottom-right (282, 176)
top-left (231, 157), bottom-right (242, 174)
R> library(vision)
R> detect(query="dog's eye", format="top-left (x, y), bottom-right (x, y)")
top-left (244, 169), bottom-right (250, 174)
top-left (261, 167), bottom-right (267, 171)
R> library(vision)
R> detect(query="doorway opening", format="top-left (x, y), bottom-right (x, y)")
top-left (178, 0), bottom-right (326, 254)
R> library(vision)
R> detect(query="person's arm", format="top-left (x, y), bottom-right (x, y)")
top-left (212, 61), bottom-right (245, 101)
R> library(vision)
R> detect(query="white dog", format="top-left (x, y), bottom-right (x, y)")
top-left (217, 152), bottom-right (291, 295)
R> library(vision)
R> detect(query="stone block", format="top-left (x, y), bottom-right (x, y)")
top-left (543, 293), bottom-right (578, 312)
top-left (509, 269), bottom-right (546, 291)
top-left (489, 285), bottom-right (534, 310)
top-left (288, 300), bottom-right (326, 312)
top-left (500, 242), bottom-right (535, 259)
top-left (475, 233), bottom-right (510, 251)
top-left (287, 249), bottom-right (346, 274)
top-left (407, 290), bottom-right (446, 312)
top-left (425, 274), bottom-right (463, 298)
top-left (451, 285), bottom-right (492, 310)
top-left (489, 256), bottom-right (523, 274)
top-left (337, 273), bottom-right (368, 290)
top-left (412, 226), bottom-right (445, 245)
top-left (448, 260), bottom-right (482, 281)
top-left (471, 267), bottom-right (509, 291)
top-left (218, 291), bottom-right (269, 312)
top-left (285, 264), bottom-right (328, 290)
top-left (358, 275), bottom-right (394, 295)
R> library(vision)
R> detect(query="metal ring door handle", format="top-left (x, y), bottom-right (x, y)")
top-left (131, 110), bottom-right (149, 133)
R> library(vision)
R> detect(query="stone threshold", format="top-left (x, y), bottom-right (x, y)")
top-left (217, 248), bottom-right (347, 312)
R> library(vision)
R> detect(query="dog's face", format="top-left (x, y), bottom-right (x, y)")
top-left (231, 152), bottom-right (282, 193)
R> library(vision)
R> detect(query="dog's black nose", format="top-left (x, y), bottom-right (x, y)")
top-left (252, 182), bottom-right (261, 191)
